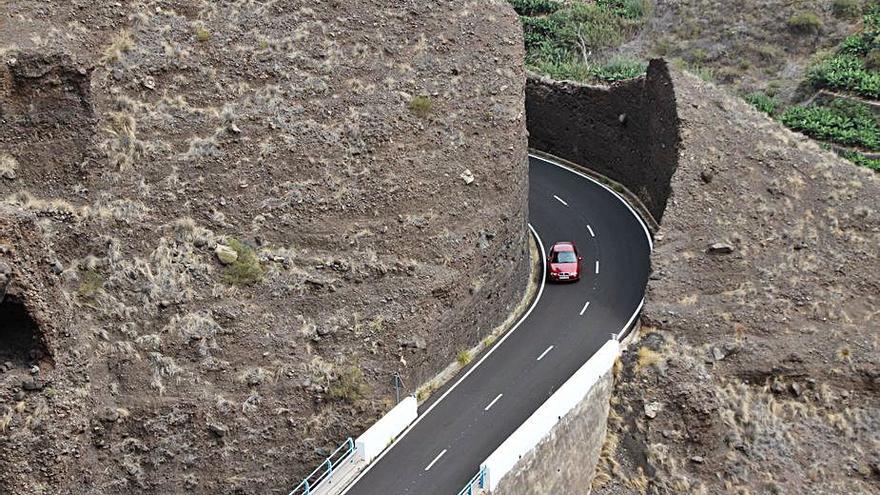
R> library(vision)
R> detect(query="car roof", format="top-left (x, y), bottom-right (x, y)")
top-left (552, 242), bottom-right (575, 251)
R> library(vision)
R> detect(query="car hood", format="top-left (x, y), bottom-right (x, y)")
top-left (549, 262), bottom-right (578, 272)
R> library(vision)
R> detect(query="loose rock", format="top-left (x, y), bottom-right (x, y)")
top-left (707, 242), bottom-right (734, 254)
top-left (215, 244), bottom-right (238, 265)
top-left (460, 169), bottom-right (475, 185)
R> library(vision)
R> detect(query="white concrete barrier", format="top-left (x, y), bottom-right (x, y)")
top-left (481, 339), bottom-right (620, 491)
top-left (355, 396), bottom-right (418, 464)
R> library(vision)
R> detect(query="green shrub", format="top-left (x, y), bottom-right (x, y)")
top-left (194, 25), bottom-right (211, 42)
top-left (590, 57), bottom-right (647, 81)
top-left (865, 4), bottom-right (880, 29)
top-left (808, 55), bottom-right (880, 98)
top-left (222, 239), bottom-right (264, 285)
top-left (78, 269), bottom-right (104, 298)
top-left (841, 150), bottom-right (880, 171)
top-left (508, 0), bottom-right (561, 16)
top-left (408, 95), bottom-right (433, 118)
top-left (530, 58), bottom-right (592, 81)
top-left (328, 366), bottom-right (369, 404)
top-left (787, 11), bottom-right (823, 34)
top-left (744, 91), bottom-right (778, 115)
top-left (780, 101), bottom-right (880, 150)
top-left (832, 0), bottom-right (862, 19)
top-left (596, 0), bottom-right (650, 19)
top-left (457, 349), bottom-right (472, 366)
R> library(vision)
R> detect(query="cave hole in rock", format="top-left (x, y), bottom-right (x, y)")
top-left (0, 297), bottom-right (47, 367)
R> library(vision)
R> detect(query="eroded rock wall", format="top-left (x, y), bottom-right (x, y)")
top-left (0, 1), bottom-right (529, 493)
top-left (525, 60), bottom-right (679, 221)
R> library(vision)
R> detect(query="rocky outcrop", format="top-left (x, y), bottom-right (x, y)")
top-left (0, 1), bottom-right (529, 493)
top-left (525, 60), bottom-right (680, 221)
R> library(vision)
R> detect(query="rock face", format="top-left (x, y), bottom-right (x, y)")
top-left (525, 60), bottom-right (680, 221)
top-left (0, 1), bottom-right (529, 493)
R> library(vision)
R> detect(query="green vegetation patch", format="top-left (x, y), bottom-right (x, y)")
top-left (744, 91), bottom-right (778, 115)
top-left (408, 95), bottom-right (433, 118)
top-left (590, 57), bottom-right (648, 82)
top-left (841, 150), bottom-right (880, 171)
top-left (809, 7), bottom-right (880, 99)
top-left (780, 101), bottom-right (880, 151)
top-left (222, 238), bottom-right (265, 285)
top-left (808, 55), bottom-right (880, 99)
top-left (787, 11), bottom-right (823, 34)
top-left (508, 0), bottom-right (562, 16)
top-left (515, 0), bottom-right (648, 83)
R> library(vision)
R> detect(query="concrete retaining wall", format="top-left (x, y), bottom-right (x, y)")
top-left (355, 396), bottom-right (418, 464)
top-left (525, 59), bottom-right (680, 221)
top-left (483, 340), bottom-right (619, 492)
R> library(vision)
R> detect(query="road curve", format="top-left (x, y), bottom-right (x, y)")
top-left (342, 155), bottom-right (652, 494)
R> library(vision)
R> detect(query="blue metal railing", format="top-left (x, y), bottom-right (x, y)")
top-left (289, 437), bottom-right (356, 495)
top-left (456, 466), bottom-right (487, 495)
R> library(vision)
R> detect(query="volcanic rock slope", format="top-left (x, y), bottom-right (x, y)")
top-left (595, 70), bottom-right (880, 494)
top-left (0, 1), bottom-right (529, 493)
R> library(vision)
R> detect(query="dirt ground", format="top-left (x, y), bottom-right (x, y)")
top-left (0, 1), bottom-right (530, 493)
top-left (593, 69), bottom-right (880, 494)
top-left (615, 0), bottom-right (864, 101)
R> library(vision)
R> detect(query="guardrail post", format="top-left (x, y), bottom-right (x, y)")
top-left (304, 480), bottom-right (310, 495)
top-left (325, 458), bottom-right (332, 476)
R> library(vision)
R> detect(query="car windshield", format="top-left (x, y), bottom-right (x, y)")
top-left (553, 251), bottom-right (577, 263)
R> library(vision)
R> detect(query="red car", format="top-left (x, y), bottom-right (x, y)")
top-left (547, 241), bottom-right (583, 282)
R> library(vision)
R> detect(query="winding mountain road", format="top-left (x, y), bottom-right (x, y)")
top-left (342, 155), bottom-right (652, 494)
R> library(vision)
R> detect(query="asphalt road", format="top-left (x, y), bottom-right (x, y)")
top-left (342, 155), bottom-right (651, 495)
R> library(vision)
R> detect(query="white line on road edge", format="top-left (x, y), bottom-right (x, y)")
top-left (536, 345), bottom-right (554, 361)
top-left (579, 301), bottom-right (591, 316)
top-left (339, 226), bottom-right (548, 493)
top-left (484, 394), bottom-right (503, 411)
top-left (424, 449), bottom-right (447, 471)
top-left (595, 260), bottom-right (600, 274)
top-left (553, 195), bottom-right (568, 206)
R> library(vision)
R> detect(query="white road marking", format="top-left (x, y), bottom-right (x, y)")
top-left (553, 195), bottom-right (568, 206)
top-left (536, 345), bottom-right (554, 361)
top-left (595, 260), bottom-right (600, 274)
top-left (535, 155), bottom-right (653, 251)
top-left (424, 449), bottom-right (447, 471)
top-left (579, 301), bottom-right (591, 316)
top-left (587, 225), bottom-right (595, 237)
top-left (484, 394), bottom-right (503, 411)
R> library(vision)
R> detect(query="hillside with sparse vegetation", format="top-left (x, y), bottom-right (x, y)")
top-left (0, 1), bottom-right (530, 493)
top-left (511, 0), bottom-right (880, 172)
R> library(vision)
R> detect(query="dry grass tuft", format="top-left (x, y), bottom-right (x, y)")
top-left (635, 346), bottom-right (663, 373)
top-left (222, 239), bottom-right (264, 286)
top-left (328, 365), bottom-right (369, 404)
top-left (0, 153), bottom-right (17, 179)
top-left (103, 29), bottom-right (133, 62)
top-left (408, 95), bottom-right (433, 118)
